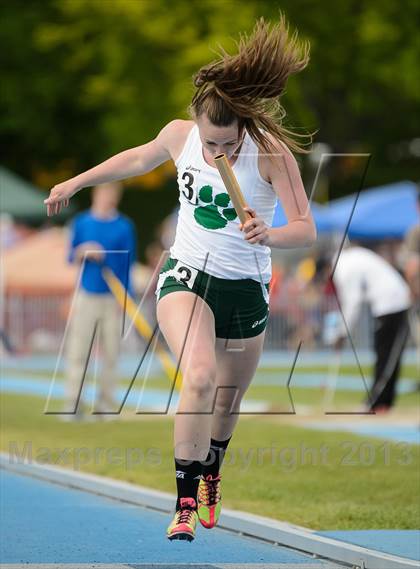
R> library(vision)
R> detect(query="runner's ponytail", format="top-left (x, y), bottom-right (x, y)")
top-left (189, 14), bottom-right (313, 154)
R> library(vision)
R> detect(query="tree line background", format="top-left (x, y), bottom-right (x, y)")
top-left (1, 0), bottom-right (419, 260)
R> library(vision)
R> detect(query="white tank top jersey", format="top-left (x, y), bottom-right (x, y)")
top-left (170, 124), bottom-right (277, 283)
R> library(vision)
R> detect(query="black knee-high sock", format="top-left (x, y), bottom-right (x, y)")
top-left (201, 437), bottom-right (232, 479)
top-left (174, 458), bottom-right (202, 510)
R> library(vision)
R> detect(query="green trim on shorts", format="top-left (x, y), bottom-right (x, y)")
top-left (155, 257), bottom-right (270, 339)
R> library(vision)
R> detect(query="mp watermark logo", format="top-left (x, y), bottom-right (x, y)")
top-left (40, 152), bottom-right (379, 418)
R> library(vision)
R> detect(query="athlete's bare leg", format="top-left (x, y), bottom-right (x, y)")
top-left (210, 331), bottom-right (266, 441)
top-left (156, 291), bottom-right (217, 461)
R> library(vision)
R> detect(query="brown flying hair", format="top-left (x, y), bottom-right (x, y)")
top-left (189, 14), bottom-right (313, 155)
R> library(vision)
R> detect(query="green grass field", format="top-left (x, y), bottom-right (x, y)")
top-left (1, 381), bottom-right (419, 530)
top-left (3, 361), bottom-right (419, 412)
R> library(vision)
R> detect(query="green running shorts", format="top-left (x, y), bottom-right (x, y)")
top-left (155, 256), bottom-right (270, 339)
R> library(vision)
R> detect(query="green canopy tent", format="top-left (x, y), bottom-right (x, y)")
top-left (0, 166), bottom-right (75, 223)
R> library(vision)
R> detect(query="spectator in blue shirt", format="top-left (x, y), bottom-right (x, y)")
top-left (64, 182), bottom-right (137, 419)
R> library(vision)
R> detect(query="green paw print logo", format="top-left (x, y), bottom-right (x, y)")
top-left (194, 185), bottom-right (237, 229)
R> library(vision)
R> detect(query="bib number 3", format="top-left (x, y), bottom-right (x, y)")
top-left (173, 261), bottom-right (198, 290)
top-left (181, 172), bottom-right (197, 204)
top-left (155, 260), bottom-right (199, 300)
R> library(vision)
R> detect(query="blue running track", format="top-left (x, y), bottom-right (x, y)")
top-left (0, 469), bottom-right (339, 567)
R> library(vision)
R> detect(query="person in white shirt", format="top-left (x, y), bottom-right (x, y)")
top-left (332, 244), bottom-right (411, 413)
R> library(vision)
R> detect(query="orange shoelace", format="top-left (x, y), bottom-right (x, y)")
top-left (199, 475), bottom-right (221, 505)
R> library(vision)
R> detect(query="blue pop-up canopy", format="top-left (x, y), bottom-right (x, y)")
top-left (272, 181), bottom-right (419, 239)
top-left (325, 181), bottom-right (419, 239)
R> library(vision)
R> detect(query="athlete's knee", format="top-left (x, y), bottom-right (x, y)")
top-left (213, 385), bottom-right (243, 414)
top-left (214, 397), bottom-right (239, 416)
top-left (183, 363), bottom-right (217, 400)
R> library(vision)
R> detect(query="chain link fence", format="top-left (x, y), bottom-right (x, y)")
top-left (3, 291), bottom-right (381, 353)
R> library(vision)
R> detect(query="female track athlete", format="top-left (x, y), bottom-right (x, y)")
top-left (45, 15), bottom-right (316, 541)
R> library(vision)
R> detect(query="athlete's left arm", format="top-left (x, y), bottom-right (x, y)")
top-left (266, 140), bottom-right (317, 248)
top-left (262, 141), bottom-right (316, 249)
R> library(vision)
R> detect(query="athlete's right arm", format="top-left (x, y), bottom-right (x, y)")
top-left (44, 120), bottom-right (181, 216)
